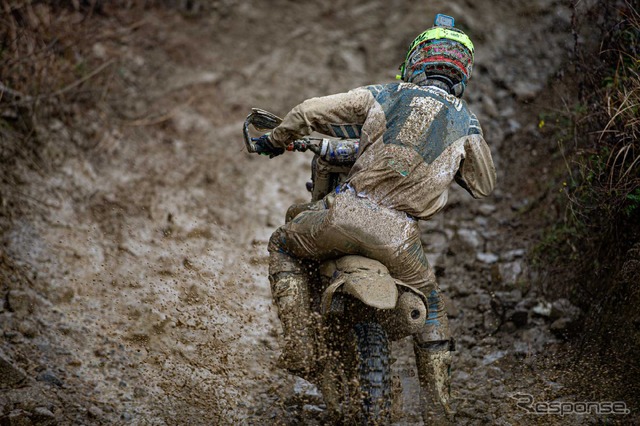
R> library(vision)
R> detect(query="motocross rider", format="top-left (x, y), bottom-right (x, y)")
top-left (253, 14), bottom-right (496, 422)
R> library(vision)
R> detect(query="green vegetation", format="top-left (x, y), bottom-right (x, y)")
top-left (539, 1), bottom-right (639, 277)
top-left (535, 0), bottom-right (640, 410)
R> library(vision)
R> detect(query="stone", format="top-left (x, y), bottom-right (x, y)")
top-left (457, 228), bottom-right (483, 250)
top-left (483, 311), bottom-right (500, 332)
top-left (0, 353), bottom-right (27, 388)
top-left (17, 320), bottom-right (38, 338)
top-left (513, 340), bottom-right (529, 357)
top-left (495, 289), bottom-right (522, 307)
top-left (477, 252), bottom-right (499, 264)
top-left (476, 203), bottom-right (497, 216)
top-left (550, 298), bottom-right (581, 321)
top-left (501, 249), bottom-right (526, 261)
top-left (302, 404), bottom-right (324, 415)
top-left (532, 301), bottom-right (552, 317)
top-left (482, 350), bottom-right (507, 365)
top-left (1, 410), bottom-right (31, 426)
top-left (501, 321), bottom-right (517, 333)
top-left (88, 406), bottom-right (104, 418)
top-left (510, 81), bottom-right (543, 101)
top-left (450, 280), bottom-right (473, 297)
top-left (7, 290), bottom-right (36, 316)
top-left (293, 377), bottom-right (321, 400)
top-left (509, 310), bottom-right (529, 328)
top-left (495, 261), bottom-right (523, 286)
top-left (480, 95), bottom-right (499, 118)
top-left (550, 317), bottom-right (576, 339)
top-left (421, 230), bottom-right (448, 254)
top-left (36, 371), bottom-right (63, 388)
top-left (32, 407), bottom-right (56, 425)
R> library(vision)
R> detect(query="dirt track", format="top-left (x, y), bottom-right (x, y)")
top-left (2, 1), bottom-right (630, 425)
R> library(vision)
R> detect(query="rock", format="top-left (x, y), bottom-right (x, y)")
top-left (515, 298), bottom-right (537, 311)
top-left (0, 353), bottom-right (27, 387)
top-left (513, 340), bottom-right (529, 356)
top-left (480, 95), bottom-right (499, 118)
top-left (425, 253), bottom-right (442, 270)
top-left (88, 405), bottom-right (104, 418)
top-left (532, 301), bottom-right (552, 317)
top-left (7, 290), bottom-right (36, 316)
top-left (521, 327), bottom-right (555, 354)
top-left (510, 198), bottom-right (529, 212)
top-left (17, 320), bottom-right (38, 338)
top-left (501, 249), bottom-right (526, 261)
top-left (550, 317), bottom-right (577, 339)
top-left (133, 387), bottom-right (148, 398)
top-left (550, 298), bottom-right (581, 321)
top-left (509, 310), bottom-right (529, 328)
top-left (1, 410), bottom-right (31, 426)
top-left (495, 289), bottom-right (522, 307)
top-left (494, 261), bottom-right (523, 286)
top-left (32, 407), bottom-right (56, 425)
top-left (302, 404), bottom-right (324, 415)
top-left (453, 370), bottom-right (471, 382)
top-left (4, 330), bottom-right (24, 344)
top-left (456, 335), bottom-right (477, 349)
top-left (421, 230), bottom-right (448, 254)
top-left (483, 311), bottom-right (500, 332)
top-left (463, 293), bottom-right (491, 312)
top-left (510, 81), bottom-right (543, 101)
top-left (491, 383), bottom-right (507, 399)
top-left (508, 118), bottom-right (522, 134)
top-left (293, 377), bottom-right (321, 400)
top-left (474, 216), bottom-right (489, 227)
top-left (477, 252), bottom-right (499, 264)
top-left (450, 280), bottom-right (473, 297)
top-left (36, 371), bottom-right (63, 388)
top-left (500, 321), bottom-right (516, 334)
top-left (456, 229), bottom-right (483, 250)
top-left (476, 203), bottom-right (497, 216)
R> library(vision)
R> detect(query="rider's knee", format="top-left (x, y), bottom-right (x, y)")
top-left (268, 227), bottom-right (287, 254)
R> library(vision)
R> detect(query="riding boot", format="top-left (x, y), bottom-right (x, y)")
top-left (269, 272), bottom-right (317, 378)
top-left (414, 340), bottom-right (454, 425)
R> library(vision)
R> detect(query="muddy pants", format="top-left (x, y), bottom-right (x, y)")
top-left (268, 188), bottom-right (450, 343)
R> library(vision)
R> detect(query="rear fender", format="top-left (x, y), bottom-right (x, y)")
top-left (321, 256), bottom-right (399, 314)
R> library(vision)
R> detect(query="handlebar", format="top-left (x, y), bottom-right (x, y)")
top-left (243, 108), bottom-right (321, 155)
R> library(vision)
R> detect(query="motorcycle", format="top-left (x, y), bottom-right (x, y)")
top-left (243, 109), bottom-right (429, 424)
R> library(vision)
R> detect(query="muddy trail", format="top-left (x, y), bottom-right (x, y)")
top-left (0, 1), bottom-right (625, 425)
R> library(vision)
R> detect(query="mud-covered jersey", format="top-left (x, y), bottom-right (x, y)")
top-left (271, 82), bottom-right (496, 220)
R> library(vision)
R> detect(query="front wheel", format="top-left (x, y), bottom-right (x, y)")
top-left (321, 322), bottom-right (392, 425)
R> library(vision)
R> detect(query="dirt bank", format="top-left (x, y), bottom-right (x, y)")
top-left (1, 1), bottom-right (636, 425)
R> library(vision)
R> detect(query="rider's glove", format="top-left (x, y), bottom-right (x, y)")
top-left (251, 133), bottom-right (285, 158)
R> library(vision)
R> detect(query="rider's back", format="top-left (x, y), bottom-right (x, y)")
top-left (348, 82), bottom-right (490, 220)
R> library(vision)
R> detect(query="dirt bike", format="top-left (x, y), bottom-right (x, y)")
top-left (243, 109), bottom-right (429, 424)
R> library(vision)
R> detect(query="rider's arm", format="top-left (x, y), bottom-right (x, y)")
top-left (270, 88), bottom-right (374, 149)
top-left (454, 134), bottom-right (496, 198)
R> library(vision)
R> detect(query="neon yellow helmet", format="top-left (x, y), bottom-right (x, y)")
top-left (399, 14), bottom-right (475, 96)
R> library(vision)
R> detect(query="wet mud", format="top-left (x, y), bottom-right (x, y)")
top-left (2, 1), bottom-right (630, 425)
